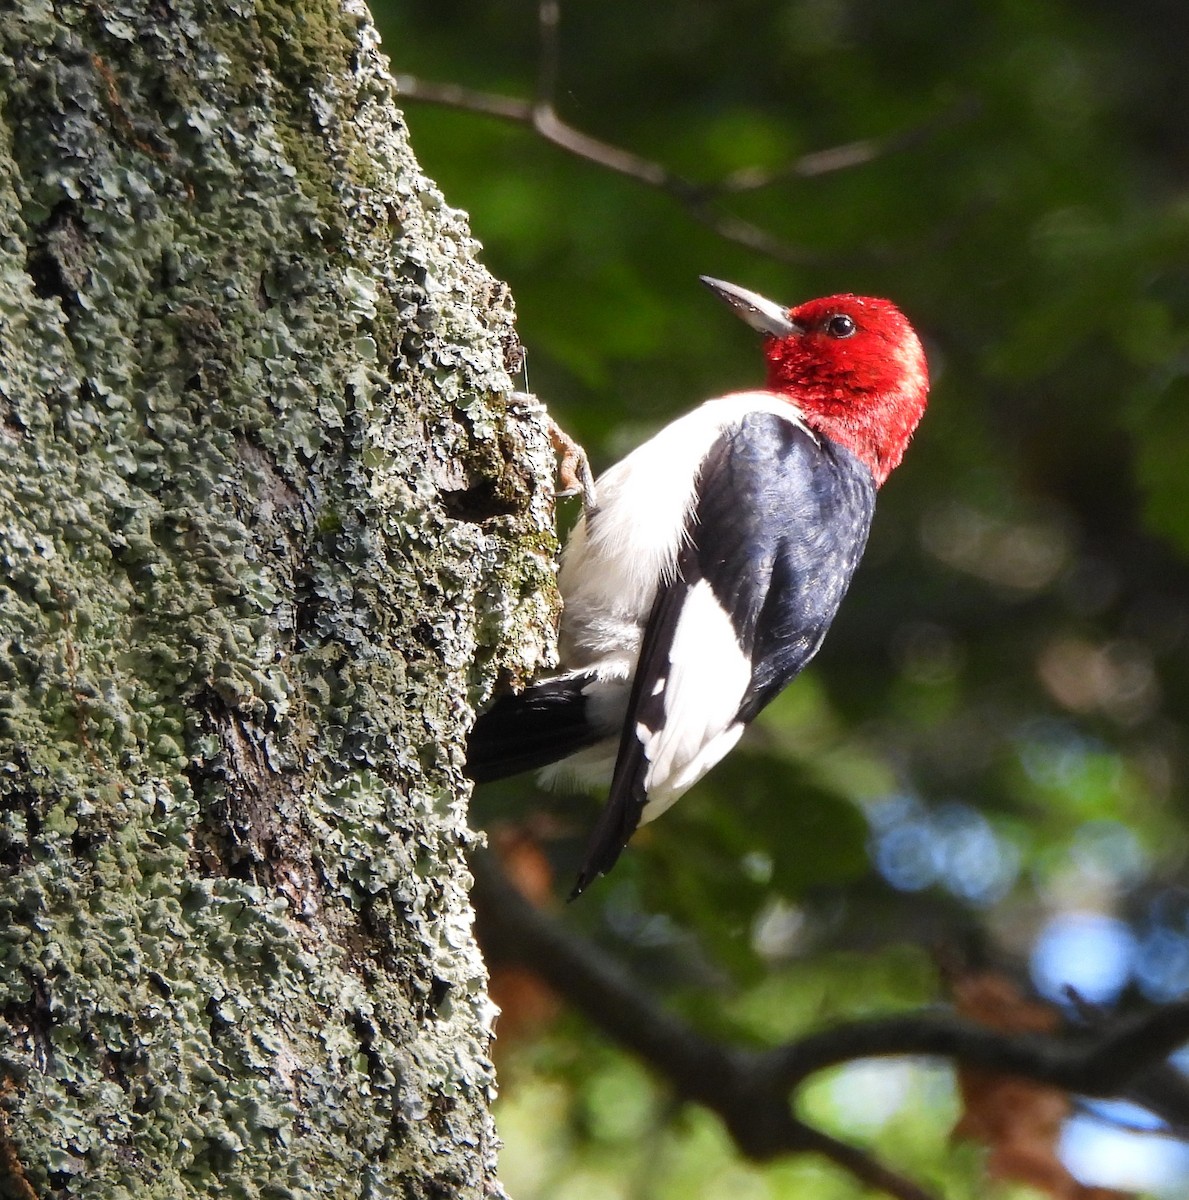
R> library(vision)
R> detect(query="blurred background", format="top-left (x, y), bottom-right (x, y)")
top-left (374, 2), bottom-right (1189, 1195)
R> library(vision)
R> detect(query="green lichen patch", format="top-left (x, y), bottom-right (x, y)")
top-left (0, 1), bottom-right (558, 1196)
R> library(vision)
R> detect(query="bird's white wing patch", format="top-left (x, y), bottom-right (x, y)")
top-left (557, 391), bottom-right (810, 668)
top-left (638, 579), bottom-right (751, 823)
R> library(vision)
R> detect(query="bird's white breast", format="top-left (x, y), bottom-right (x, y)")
top-left (557, 391), bottom-right (808, 671)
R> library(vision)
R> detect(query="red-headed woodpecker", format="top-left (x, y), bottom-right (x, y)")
top-left (468, 277), bottom-right (929, 896)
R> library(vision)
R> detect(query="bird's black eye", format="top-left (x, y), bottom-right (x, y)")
top-left (825, 314), bottom-right (857, 339)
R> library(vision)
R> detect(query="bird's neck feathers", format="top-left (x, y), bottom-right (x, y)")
top-left (762, 317), bottom-right (929, 488)
top-left (791, 381), bottom-right (927, 488)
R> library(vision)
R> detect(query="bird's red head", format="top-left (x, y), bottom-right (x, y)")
top-left (701, 278), bottom-right (929, 487)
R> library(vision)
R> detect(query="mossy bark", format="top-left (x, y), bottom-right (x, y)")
top-left (0, 2), bottom-right (558, 1196)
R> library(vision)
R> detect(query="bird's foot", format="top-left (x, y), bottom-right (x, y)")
top-left (548, 420), bottom-right (596, 515)
top-left (509, 393), bottom-right (597, 516)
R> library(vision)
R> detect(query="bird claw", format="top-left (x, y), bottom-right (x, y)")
top-left (550, 424), bottom-right (597, 516)
top-left (509, 393), bottom-right (597, 516)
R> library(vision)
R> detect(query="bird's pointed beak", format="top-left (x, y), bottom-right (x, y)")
top-left (700, 275), bottom-right (801, 337)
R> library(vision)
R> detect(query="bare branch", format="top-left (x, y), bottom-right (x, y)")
top-left (392, 76), bottom-right (533, 124)
top-left (393, 73), bottom-right (827, 266)
top-left (529, 104), bottom-right (671, 189)
top-left (394, 65), bottom-right (974, 267)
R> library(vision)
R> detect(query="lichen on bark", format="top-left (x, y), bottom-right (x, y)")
top-left (0, 1), bottom-right (557, 1195)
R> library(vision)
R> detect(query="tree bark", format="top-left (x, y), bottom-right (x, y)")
top-left (0, 2), bottom-right (557, 1195)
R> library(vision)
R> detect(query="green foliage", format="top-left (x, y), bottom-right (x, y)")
top-left (382, 0), bottom-right (1189, 1193)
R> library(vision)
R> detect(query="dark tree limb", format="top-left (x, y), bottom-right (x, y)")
top-left (472, 850), bottom-right (939, 1200)
top-left (769, 999), bottom-right (1189, 1096)
top-left (472, 849), bottom-right (1189, 1200)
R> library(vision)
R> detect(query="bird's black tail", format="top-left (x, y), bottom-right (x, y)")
top-left (465, 673), bottom-right (605, 783)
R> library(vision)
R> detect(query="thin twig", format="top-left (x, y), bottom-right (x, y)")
top-left (392, 77), bottom-right (533, 123)
top-left (720, 139), bottom-right (884, 189)
top-left (529, 104), bottom-right (671, 189)
top-left (536, 0), bottom-right (561, 110)
top-left (795, 1125), bottom-right (940, 1200)
top-left (717, 96), bottom-right (980, 192)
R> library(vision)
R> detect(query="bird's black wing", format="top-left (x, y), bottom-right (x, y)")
top-left (698, 412), bottom-right (877, 721)
top-left (571, 411), bottom-right (876, 896)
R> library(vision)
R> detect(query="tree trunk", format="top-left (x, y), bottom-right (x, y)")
top-left (0, 2), bottom-right (557, 1195)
